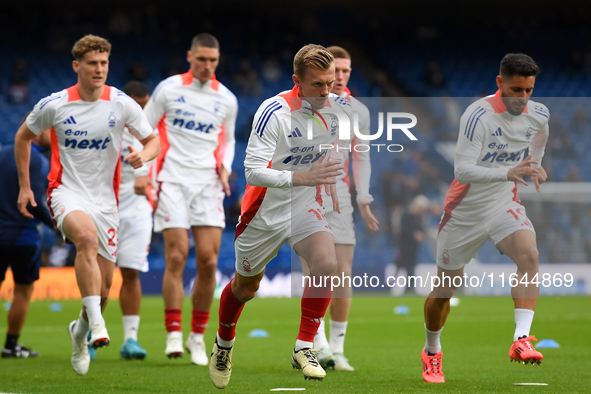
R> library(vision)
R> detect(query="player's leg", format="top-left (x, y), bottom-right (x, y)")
top-left (329, 244), bottom-right (354, 371)
top-left (186, 225), bottom-right (222, 366)
top-left (2, 245), bottom-right (40, 358)
top-left (291, 231), bottom-right (337, 381)
top-left (209, 270), bottom-right (265, 389)
top-left (119, 267), bottom-right (147, 360)
top-left (162, 227), bottom-right (189, 358)
top-left (423, 266), bottom-right (463, 383)
top-left (496, 228), bottom-right (543, 364)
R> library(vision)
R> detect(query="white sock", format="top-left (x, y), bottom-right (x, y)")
top-left (425, 324), bottom-right (443, 354)
top-left (216, 332), bottom-right (234, 349)
top-left (123, 315), bottom-right (140, 342)
top-left (314, 319), bottom-right (329, 349)
top-left (295, 339), bottom-right (313, 352)
top-left (82, 296), bottom-right (104, 328)
top-left (329, 320), bottom-right (348, 354)
top-left (190, 332), bottom-right (204, 342)
top-left (73, 310), bottom-right (89, 343)
top-left (514, 309), bottom-right (535, 342)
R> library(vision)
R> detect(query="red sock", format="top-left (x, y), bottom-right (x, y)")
top-left (191, 309), bottom-right (210, 334)
top-left (218, 279), bottom-right (245, 341)
top-left (298, 283), bottom-right (333, 342)
top-left (165, 308), bottom-right (182, 333)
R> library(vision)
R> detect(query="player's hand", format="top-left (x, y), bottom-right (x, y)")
top-left (293, 159), bottom-right (342, 187)
top-left (218, 166), bottom-right (231, 197)
top-left (325, 183), bottom-right (340, 213)
top-left (134, 175), bottom-right (153, 196)
top-left (124, 146), bottom-right (145, 169)
top-left (507, 155), bottom-right (539, 187)
top-left (358, 199), bottom-right (379, 232)
top-left (531, 165), bottom-right (547, 192)
top-left (17, 188), bottom-right (36, 219)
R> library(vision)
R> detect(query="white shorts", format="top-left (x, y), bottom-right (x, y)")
top-left (436, 201), bottom-right (535, 270)
top-left (325, 206), bottom-right (356, 245)
top-left (117, 212), bottom-right (152, 272)
top-left (48, 190), bottom-right (119, 263)
top-left (154, 181), bottom-right (225, 232)
top-left (235, 203), bottom-right (333, 277)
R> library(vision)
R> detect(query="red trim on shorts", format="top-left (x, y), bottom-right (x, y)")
top-left (315, 185), bottom-right (323, 206)
top-left (113, 147), bottom-right (121, 206)
top-left (341, 155), bottom-right (351, 190)
top-left (235, 162), bottom-right (272, 240)
top-left (512, 181), bottom-right (520, 202)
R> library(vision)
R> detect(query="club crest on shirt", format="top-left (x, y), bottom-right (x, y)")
top-left (525, 126), bottom-right (533, 141)
top-left (108, 112), bottom-right (116, 128)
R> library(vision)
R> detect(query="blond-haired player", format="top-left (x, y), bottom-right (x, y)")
top-left (14, 35), bottom-right (160, 376)
top-left (209, 44), bottom-right (351, 389)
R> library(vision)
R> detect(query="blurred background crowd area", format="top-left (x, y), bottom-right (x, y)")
top-left (2, 0), bottom-right (591, 271)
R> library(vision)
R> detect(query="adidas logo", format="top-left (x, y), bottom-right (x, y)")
top-left (63, 116), bottom-right (76, 124)
top-left (174, 96), bottom-right (186, 103)
top-left (492, 127), bottom-right (503, 137)
top-left (288, 127), bottom-right (303, 138)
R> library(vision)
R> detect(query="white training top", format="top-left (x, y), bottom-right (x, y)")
top-left (144, 72), bottom-right (238, 185)
top-left (236, 86), bottom-right (352, 237)
top-left (119, 130), bottom-right (153, 216)
top-left (442, 91), bottom-right (549, 221)
top-left (26, 84), bottom-right (154, 213)
top-left (320, 87), bottom-right (373, 212)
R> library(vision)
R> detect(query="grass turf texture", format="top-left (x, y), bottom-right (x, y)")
top-left (0, 296), bottom-right (589, 393)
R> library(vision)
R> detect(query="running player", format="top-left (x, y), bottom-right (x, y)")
top-left (307, 46), bottom-right (379, 372)
top-left (14, 35), bottom-right (160, 376)
top-left (143, 33), bottom-right (238, 365)
top-left (208, 44), bottom-right (352, 389)
top-left (116, 81), bottom-right (154, 360)
top-left (422, 53), bottom-right (549, 383)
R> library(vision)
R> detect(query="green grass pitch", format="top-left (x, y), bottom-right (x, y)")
top-left (0, 295), bottom-right (589, 393)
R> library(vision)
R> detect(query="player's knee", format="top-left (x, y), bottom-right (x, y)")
top-left (518, 247), bottom-right (539, 272)
top-left (310, 257), bottom-right (337, 277)
top-left (196, 254), bottom-right (218, 275)
top-left (166, 249), bottom-right (188, 272)
top-left (233, 278), bottom-right (260, 302)
top-left (75, 230), bottom-right (99, 253)
top-left (120, 268), bottom-right (139, 283)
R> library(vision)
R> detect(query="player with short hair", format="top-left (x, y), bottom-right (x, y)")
top-left (1, 117), bottom-right (52, 359)
top-left (208, 43), bottom-right (351, 389)
top-left (305, 45), bottom-right (379, 372)
top-left (143, 33), bottom-right (238, 365)
top-left (422, 53), bottom-right (549, 383)
top-left (14, 34), bottom-right (160, 375)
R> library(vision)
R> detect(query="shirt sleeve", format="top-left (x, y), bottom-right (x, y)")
top-left (352, 103), bottom-right (373, 204)
top-left (26, 94), bottom-right (60, 135)
top-left (454, 113), bottom-right (509, 183)
top-left (220, 95), bottom-right (238, 173)
top-left (244, 109), bottom-right (292, 188)
top-left (143, 80), bottom-right (168, 128)
top-left (529, 121), bottom-right (549, 170)
top-left (123, 97), bottom-right (154, 141)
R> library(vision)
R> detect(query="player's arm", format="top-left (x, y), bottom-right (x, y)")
top-left (218, 96), bottom-right (238, 196)
top-left (124, 95), bottom-right (161, 168)
top-left (529, 120), bottom-right (550, 192)
top-left (14, 123), bottom-right (39, 219)
top-left (29, 155), bottom-right (54, 228)
top-left (352, 105), bottom-right (379, 231)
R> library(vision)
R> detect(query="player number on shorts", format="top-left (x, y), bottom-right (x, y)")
top-left (507, 208), bottom-right (532, 227)
top-left (107, 228), bottom-right (117, 247)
